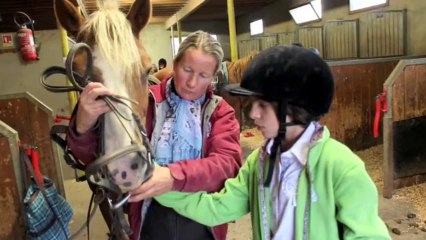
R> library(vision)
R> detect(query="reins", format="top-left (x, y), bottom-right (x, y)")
top-left (41, 42), bottom-right (155, 239)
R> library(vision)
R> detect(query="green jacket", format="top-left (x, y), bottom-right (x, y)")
top-left (156, 127), bottom-right (390, 240)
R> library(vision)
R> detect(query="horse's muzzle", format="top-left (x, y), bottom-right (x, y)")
top-left (85, 144), bottom-right (154, 194)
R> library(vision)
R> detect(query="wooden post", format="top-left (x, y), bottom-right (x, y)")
top-left (0, 121), bottom-right (25, 239)
top-left (0, 92), bottom-right (65, 197)
top-left (383, 115), bottom-right (394, 198)
top-left (59, 26), bottom-right (78, 112)
top-left (227, 0), bottom-right (238, 62)
top-left (177, 19), bottom-right (182, 44)
top-left (170, 24), bottom-right (176, 57)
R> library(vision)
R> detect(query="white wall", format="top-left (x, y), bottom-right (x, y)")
top-left (139, 23), bottom-right (174, 69)
top-left (172, 21), bottom-right (233, 61)
top-left (0, 30), bottom-right (70, 115)
top-left (0, 24), bottom-right (176, 117)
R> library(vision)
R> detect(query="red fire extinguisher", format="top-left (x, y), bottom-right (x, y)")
top-left (14, 11), bottom-right (39, 61)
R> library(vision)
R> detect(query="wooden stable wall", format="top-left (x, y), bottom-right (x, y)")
top-left (234, 57), bottom-right (399, 151)
top-left (0, 92), bottom-right (64, 196)
top-left (0, 122), bottom-right (25, 239)
top-left (322, 59), bottom-right (398, 150)
top-left (391, 64), bottom-right (426, 121)
top-left (383, 58), bottom-right (426, 198)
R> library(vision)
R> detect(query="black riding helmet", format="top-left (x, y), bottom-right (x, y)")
top-left (225, 45), bottom-right (334, 116)
top-left (225, 45), bottom-right (334, 186)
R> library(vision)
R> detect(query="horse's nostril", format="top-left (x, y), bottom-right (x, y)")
top-left (131, 162), bottom-right (139, 170)
top-left (121, 171), bottom-right (127, 180)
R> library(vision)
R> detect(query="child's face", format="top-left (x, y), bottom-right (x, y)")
top-left (249, 99), bottom-right (279, 139)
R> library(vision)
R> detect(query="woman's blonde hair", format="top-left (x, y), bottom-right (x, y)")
top-left (174, 30), bottom-right (224, 74)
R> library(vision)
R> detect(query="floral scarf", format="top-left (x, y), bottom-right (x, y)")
top-left (155, 81), bottom-right (205, 166)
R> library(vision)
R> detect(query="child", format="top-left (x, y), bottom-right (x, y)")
top-left (155, 45), bottom-right (390, 240)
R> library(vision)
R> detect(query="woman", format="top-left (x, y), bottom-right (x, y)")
top-left (155, 45), bottom-right (391, 240)
top-left (67, 30), bottom-right (242, 240)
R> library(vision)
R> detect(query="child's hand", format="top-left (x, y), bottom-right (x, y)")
top-left (128, 166), bottom-right (174, 202)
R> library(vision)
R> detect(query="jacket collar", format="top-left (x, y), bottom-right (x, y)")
top-left (260, 123), bottom-right (330, 169)
top-left (305, 124), bottom-right (329, 169)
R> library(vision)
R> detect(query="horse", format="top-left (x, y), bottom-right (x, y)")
top-left (54, 0), bottom-right (153, 237)
top-left (152, 66), bottom-right (173, 82)
top-left (216, 52), bottom-right (258, 130)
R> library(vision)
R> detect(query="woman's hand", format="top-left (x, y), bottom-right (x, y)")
top-left (76, 82), bottom-right (112, 134)
top-left (128, 166), bottom-right (174, 202)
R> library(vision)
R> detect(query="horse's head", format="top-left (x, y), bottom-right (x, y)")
top-left (219, 52), bottom-right (259, 130)
top-left (54, 0), bottom-right (153, 192)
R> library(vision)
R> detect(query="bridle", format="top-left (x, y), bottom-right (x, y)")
top-left (41, 42), bottom-right (155, 237)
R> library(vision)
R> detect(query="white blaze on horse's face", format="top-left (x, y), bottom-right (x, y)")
top-left (93, 47), bottom-right (148, 192)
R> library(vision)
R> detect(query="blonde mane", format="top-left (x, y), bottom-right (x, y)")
top-left (79, 0), bottom-right (143, 86)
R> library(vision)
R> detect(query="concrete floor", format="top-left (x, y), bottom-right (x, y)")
top-left (64, 180), bottom-right (253, 240)
top-left (62, 143), bottom-right (426, 239)
top-left (64, 178), bottom-right (426, 240)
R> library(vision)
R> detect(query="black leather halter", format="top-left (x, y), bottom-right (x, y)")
top-left (41, 42), bottom-right (155, 205)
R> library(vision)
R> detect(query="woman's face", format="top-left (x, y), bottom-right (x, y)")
top-left (249, 99), bottom-right (280, 139)
top-left (173, 48), bottom-right (217, 100)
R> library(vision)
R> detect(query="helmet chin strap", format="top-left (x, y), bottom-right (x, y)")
top-left (264, 100), bottom-right (311, 186)
top-left (264, 99), bottom-right (288, 187)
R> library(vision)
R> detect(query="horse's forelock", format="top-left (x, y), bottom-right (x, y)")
top-left (96, 0), bottom-right (120, 10)
top-left (79, 5), bottom-right (144, 89)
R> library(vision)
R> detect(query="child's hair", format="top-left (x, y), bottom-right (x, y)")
top-left (287, 104), bottom-right (320, 125)
top-left (267, 101), bottom-right (320, 126)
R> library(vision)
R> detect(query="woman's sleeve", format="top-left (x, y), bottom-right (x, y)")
top-left (66, 106), bottom-right (100, 165)
top-left (167, 100), bottom-right (243, 192)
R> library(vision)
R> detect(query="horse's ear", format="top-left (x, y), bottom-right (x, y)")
top-left (127, 0), bottom-right (152, 38)
top-left (54, 0), bottom-right (85, 37)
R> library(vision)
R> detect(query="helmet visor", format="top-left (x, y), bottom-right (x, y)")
top-left (224, 83), bottom-right (263, 97)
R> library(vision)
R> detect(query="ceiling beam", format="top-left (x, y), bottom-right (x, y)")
top-left (164, 0), bottom-right (207, 29)
top-left (118, 0), bottom-right (186, 4)
top-left (152, 0), bottom-right (186, 3)
top-left (149, 16), bottom-right (169, 23)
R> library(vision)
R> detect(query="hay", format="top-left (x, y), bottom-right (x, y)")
top-left (356, 145), bottom-right (384, 193)
top-left (356, 145), bottom-right (426, 222)
top-left (393, 183), bottom-right (426, 221)
top-left (240, 128), bottom-right (264, 150)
